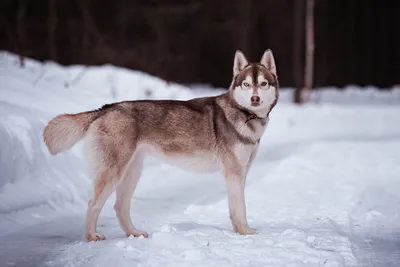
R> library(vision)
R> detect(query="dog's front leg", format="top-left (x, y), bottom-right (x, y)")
top-left (222, 160), bottom-right (256, 235)
top-left (245, 143), bottom-right (259, 178)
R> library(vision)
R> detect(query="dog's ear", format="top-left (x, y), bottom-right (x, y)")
top-left (260, 49), bottom-right (277, 76)
top-left (233, 50), bottom-right (248, 76)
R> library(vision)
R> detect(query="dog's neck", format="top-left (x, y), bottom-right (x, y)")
top-left (240, 108), bottom-right (264, 123)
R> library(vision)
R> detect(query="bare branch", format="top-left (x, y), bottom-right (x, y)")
top-left (69, 67), bottom-right (88, 87)
top-left (33, 67), bottom-right (47, 86)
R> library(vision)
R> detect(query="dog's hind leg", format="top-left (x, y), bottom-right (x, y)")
top-left (84, 114), bottom-right (138, 241)
top-left (114, 150), bottom-right (148, 238)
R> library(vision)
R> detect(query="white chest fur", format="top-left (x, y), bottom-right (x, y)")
top-left (235, 117), bottom-right (269, 142)
top-left (233, 143), bottom-right (257, 167)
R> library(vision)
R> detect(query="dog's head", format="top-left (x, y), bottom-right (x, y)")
top-left (230, 49), bottom-right (279, 113)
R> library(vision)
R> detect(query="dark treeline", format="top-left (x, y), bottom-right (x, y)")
top-left (0, 0), bottom-right (399, 88)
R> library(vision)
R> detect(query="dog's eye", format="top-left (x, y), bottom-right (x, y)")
top-left (261, 81), bottom-right (268, 87)
top-left (243, 82), bottom-right (250, 87)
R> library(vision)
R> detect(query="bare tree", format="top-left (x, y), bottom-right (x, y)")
top-left (239, 0), bottom-right (252, 57)
top-left (293, 0), bottom-right (315, 104)
top-left (293, 0), bottom-right (304, 103)
top-left (16, 0), bottom-right (28, 67)
top-left (303, 0), bottom-right (315, 102)
top-left (0, 9), bottom-right (17, 55)
top-left (48, 0), bottom-right (58, 61)
top-left (77, 0), bottom-right (106, 47)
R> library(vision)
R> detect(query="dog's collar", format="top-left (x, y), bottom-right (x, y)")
top-left (241, 109), bottom-right (265, 123)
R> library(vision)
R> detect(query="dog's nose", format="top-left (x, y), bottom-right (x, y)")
top-left (251, 96), bottom-right (260, 104)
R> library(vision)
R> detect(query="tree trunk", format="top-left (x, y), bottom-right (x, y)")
top-left (303, 0), bottom-right (315, 102)
top-left (48, 0), bottom-right (58, 61)
top-left (293, 0), bottom-right (314, 104)
top-left (0, 12), bottom-right (17, 52)
top-left (16, 0), bottom-right (27, 67)
top-left (77, 0), bottom-right (105, 46)
top-left (239, 0), bottom-right (252, 57)
top-left (293, 0), bottom-right (304, 103)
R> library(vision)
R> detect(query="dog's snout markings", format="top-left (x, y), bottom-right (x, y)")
top-left (43, 49), bottom-right (279, 241)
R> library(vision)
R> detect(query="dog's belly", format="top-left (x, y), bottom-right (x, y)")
top-left (161, 152), bottom-right (219, 172)
top-left (142, 145), bottom-right (219, 172)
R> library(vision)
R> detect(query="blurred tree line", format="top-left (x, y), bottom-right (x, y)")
top-left (0, 0), bottom-right (398, 90)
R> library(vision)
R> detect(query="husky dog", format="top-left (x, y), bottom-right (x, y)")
top-left (43, 49), bottom-right (279, 241)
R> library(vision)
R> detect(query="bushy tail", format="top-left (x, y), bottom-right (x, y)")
top-left (43, 111), bottom-right (98, 155)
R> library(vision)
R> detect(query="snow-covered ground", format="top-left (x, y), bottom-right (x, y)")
top-left (1, 51), bottom-right (400, 267)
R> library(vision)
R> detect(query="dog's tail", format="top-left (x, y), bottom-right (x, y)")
top-left (43, 109), bottom-right (100, 155)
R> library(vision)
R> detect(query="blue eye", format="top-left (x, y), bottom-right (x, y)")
top-left (261, 81), bottom-right (268, 87)
top-left (243, 82), bottom-right (250, 87)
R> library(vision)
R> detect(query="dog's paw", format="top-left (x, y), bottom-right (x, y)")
top-left (126, 229), bottom-right (149, 238)
top-left (236, 226), bottom-right (257, 235)
top-left (86, 232), bottom-right (106, 241)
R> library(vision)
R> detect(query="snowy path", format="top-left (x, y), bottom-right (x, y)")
top-left (1, 52), bottom-right (400, 266)
top-left (355, 233), bottom-right (400, 267)
top-left (2, 138), bottom-right (400, 267)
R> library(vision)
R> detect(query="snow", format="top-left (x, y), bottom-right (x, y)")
top-left (1, 51), bottom-right (400, 266)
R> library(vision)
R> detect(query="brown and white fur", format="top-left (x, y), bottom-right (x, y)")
top-left (43, 49), bottom-right (279, 241)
